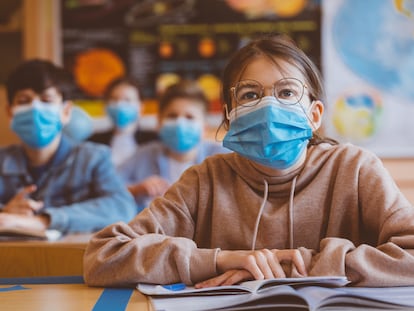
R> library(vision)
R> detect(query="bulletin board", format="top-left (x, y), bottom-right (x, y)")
top-left (61, 0), bottom-right (321, 128)
top-left (0, 0), bottom-right (22, 85)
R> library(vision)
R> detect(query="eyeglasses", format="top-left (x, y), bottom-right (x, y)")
top-left (230, 78), bottom-right (307, 107)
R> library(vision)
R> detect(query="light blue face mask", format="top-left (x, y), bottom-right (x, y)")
top-left (106, 100), bottom-right (139, 129)
top-left (11, 100), bottom-right (63, 149)
top-left (159, 118), bottom-right (202, 153)
top-left (223, 96), bottom-right (313, 169)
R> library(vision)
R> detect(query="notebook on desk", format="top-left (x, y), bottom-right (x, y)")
top-left (0, 225), bottom-right (62, 241)
top-left (137, 276), bottom-right (414, 311)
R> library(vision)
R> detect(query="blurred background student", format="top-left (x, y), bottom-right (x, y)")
top-left (118, 79), bottom-right (230, 213)
top-left (0, 59), bottom-right (136, 234)
top-left (89, 77), bottom-right (157, 167)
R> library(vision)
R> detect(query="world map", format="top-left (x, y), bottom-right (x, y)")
top-left (333, 0), bottom-right (414, 101)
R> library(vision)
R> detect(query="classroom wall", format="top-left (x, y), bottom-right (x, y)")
top-left (382, 159), bottom-right (414, 205)
top-left (0, 0), bottom-right (414, 204)
top-left (0, 0), bottom-right (60, 147)
top-left (0, 86), bottom-right (18, 146)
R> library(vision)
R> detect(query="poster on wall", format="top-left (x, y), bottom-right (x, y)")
top-left (322, 0), bottom-right (414, 157)
top-left (61, 0), bottom-right (321, 131)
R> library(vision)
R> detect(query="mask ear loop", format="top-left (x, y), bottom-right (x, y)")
top-left (224, 104), bottom-right (231, 120)
top-left (298, 100), bottom-right (318, 131)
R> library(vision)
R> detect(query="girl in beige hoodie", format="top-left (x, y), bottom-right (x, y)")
top-left (83, 35), bottom-right (414, 288)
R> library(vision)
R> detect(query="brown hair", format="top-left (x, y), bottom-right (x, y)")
top-left (220, 34), bottom-right (336, 145)
top-left (104, 76), bottom-right (141, 100)
top-left (159, 80), bottom-right (209, 115)
top-left (6, 59), bottom-right (73, 105)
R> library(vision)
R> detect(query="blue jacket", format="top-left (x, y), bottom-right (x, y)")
top-left (0, 137), bottom-right (136, 233)
top-left (118, 141), bottom-right (230, 213)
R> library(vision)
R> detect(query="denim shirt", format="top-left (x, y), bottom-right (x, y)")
top-left (0, 137), bottom-right (136, 233)
top-left (117, 140), bottom-right (230, 213)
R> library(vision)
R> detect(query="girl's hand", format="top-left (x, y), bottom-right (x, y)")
top-left (216, 249), bottom-right (307, 281)
top-left (195, 269), bottom-right (253, 288)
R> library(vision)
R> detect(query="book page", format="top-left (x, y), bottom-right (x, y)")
top-left (296, 286), bottom-right (414, 311)
top-left (137, 276), bottom-right (349, 297)
top-left (147, 285), bottom-right (306, 311)
top-left (146, 285), bottom-right (414, 311)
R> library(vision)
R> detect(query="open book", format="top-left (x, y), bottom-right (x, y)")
top-left (137, 276), bottom-right (414, 311)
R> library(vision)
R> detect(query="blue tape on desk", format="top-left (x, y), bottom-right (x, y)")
top-left (92, 288), bottom-right (134, 311)
top-left (0, 285), bottom-right (30, 292)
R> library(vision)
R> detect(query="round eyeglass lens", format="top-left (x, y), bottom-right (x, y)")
top-left (273, 78), bottom-right (305, 105)
top-left (233, 80), bottom-right (263, 107)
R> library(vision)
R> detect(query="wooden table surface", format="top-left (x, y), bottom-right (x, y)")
top-left (0, 283), bottom-right (151, 311)
top-left (0, 233), bottom-right (92, 278)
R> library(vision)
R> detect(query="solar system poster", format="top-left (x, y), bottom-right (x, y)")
top-left (322, 0), bottom-right (414, 157)
top-left (61, 0), bottom-right (321, 130)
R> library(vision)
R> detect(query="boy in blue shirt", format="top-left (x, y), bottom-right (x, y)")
top-left (118, 80), bottom-right (230, 213)
top-left (0, 59), bottom-right (136, 234)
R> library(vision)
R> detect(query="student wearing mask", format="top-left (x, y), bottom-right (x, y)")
top-left (0, 59), bottom-right (136, 234)
top-left (89, 77), bottom-right (157, 167)
top-left (84, 35), bottom-right (414, 288)
top-left (117, 79), bottom-right (229, 213)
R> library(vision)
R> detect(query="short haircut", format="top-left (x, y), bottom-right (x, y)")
top-left (103, 76), bottom-right (141, 100)
top-left (6, 59), bottom-right (73, 105)
top-left (159, 80), bottom-right (209, 115)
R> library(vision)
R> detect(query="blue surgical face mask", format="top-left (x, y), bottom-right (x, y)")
top-left (223, 96), bottom-right (313, 169)
top-left (159, 117), bottom-right (202, 153)
top-left (11, 100), bottom-right (63, 149)
top-left (106, 100), bottom-right (139, 129)
top-left (62, 105), bottom-right (93, 142)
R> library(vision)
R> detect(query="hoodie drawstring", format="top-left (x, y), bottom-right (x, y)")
top-left (251, 175), bottom-right (298, 250)
top-left (251, 179), bottom-right (269, 250)
top-left (288, 175), bottom-right (298, 249)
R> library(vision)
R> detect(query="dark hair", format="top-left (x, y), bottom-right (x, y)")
top-left (103, 76), bottom-right (141, 100)
top-left (220, 34), bottom-right (336, 145)
top-left (158, 80), bottom-right (209, 115)
top-left (6, 59), bottom-right (73, 105)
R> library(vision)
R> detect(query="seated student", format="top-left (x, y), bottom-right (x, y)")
top-left (83, 35), bottom-right (414, 288)
top-left (117, 79), bottom-right (230, 213)
top-left (89, 77), bottom-right (158, 167)
top-left (0, 59), bottom-right (136, 234)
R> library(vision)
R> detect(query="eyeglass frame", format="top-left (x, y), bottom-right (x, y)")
top-left (230, 77), bottom-right (309, 109)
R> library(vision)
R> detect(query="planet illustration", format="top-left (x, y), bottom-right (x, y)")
top-left (73, 48), bottom-right (125, 97)
top-left (225, 0), bottom-right (308, 19)
top-left (332, 91), bottom-right (383, 143)
top-left (394, 0), bottom-right (414, 18)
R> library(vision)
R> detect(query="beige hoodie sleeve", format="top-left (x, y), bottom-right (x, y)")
top-left (298, 150), bottom-right (414, 286)
top-left (83, 166), bottom-right (219, 287)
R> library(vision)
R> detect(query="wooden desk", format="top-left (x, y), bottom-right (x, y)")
top-left (0, 233), bottom-right (92, 278)
top-left (0, 283), bottom-right (151, 311)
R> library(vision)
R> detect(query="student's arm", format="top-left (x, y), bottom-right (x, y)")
top-left (84, 166), bottom-right (218, 287)
top-left (43, 145), bottom-right (137, 233)
top-left (117, 143), bottom-right (170, 211)
top-left (298, 154), bottom-right (414, 287)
